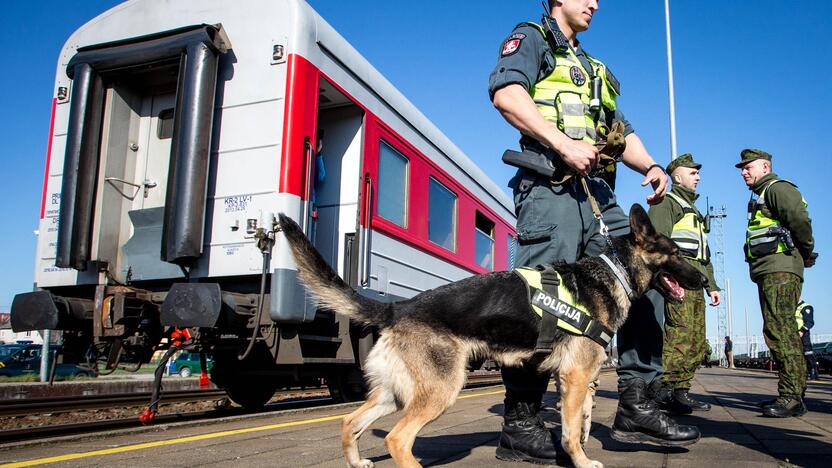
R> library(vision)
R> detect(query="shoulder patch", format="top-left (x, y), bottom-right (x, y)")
top-left (605, 67), bottom-right (621, 95)
top-left (501, 33), bottom-right (526, 57)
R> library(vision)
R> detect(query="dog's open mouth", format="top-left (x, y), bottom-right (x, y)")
top-left (660, 273), bottom-right (685, 302)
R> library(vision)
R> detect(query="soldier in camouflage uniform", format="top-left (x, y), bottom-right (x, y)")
top-left (737, 149), bottom-right (816, 417)
top-left (647, 154), bottom-right (721, 413)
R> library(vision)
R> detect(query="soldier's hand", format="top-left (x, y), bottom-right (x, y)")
top-left (804, 252), bottom-right (818, 268)
top-left (709, 291), bottom-right (721, 306)
top-left (642, 165), bottom-right (668, 205)
top-left (556, 139), bottom-right (599, 176)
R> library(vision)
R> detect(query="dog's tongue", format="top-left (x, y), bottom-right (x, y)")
top-left (661, 274), bottom-right (685, 300)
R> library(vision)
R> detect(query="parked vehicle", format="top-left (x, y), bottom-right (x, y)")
top-left (9, 0), bottom-right (516, 409)
top-left (173, 352), bottom-right (214, 378)
top-left (0, 343), bottom-right (94, 379)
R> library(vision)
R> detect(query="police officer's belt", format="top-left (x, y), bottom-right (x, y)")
top-left (514, 265), bottom-right (614, 352)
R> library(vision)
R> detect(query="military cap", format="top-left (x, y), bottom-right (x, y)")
top-left (735, 149), bottom-right (772, 168)
top-left (666, 153), bottom-right (702, 174)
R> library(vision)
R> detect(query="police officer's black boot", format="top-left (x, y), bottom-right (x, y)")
top-left (808, 361), bottom-right (820, 381)
top-left (611, 378), bottom-right (700, 446)
top-left (649, 380), bottom-right (692, 415)
top-left (761, 395), bottom-right (807, 418)
top-left (672, 388), bottom-right (711, 411)
top-left (496, 401), bottom-right (559, 464)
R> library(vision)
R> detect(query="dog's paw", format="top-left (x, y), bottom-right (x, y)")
top-left (352, 459), bottom-right (374, 468)
top-left (581, 461), bottom-right (603, 468)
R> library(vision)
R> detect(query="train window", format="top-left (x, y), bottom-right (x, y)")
top-left (507, 234), bottom-right (516, 270)
top-left (377, 141), bottom-right (409, 227)
top-left (157, 108), bottom-right (175, 139)
top-left (428, 177), bottom-right (457, 251)
top-left (475, 212), bottom-right (494, 271)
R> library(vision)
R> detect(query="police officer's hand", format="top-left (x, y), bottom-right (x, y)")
top-left (555, 138), bottom-right (599, 176)
top-left (709, 291), bottom-right (721, 306)
top-left (642, 165), bottom-right (668, 205)
top-left (805, 252), bottom-right (818, 268)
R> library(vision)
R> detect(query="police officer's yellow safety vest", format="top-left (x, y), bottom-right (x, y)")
top-left (514, 266), bottom-right (613, 349)
top-left (795, 301), bottom-right (812, 331)
top-left (524, 23), bottom-right (619, 145)
top-left (745, 179), bottom-right (805, 260)
top-left (666, 192), bottom-right (710, 263)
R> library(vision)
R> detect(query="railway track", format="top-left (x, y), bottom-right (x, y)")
top-left (0, 373), bottom-right (505, 444)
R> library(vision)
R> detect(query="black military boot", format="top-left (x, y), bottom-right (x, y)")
top-left (649, 380), bottom-right (692, 415)
top-left (809, 367), bottom-right (820, 381)
top-left (496, 401), bottom-right (558, 464)
top-left (611, 378), bottom-right (700, 446)
top-left (762, 395), bottom-right (807, 418)
top-left (673, 388), bottom-right (711, 411)
top-left (757, 397), bottom-right (778, 408)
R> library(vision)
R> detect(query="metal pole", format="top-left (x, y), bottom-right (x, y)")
top-left (39, 329), bottom-right (51, 382)
top-left (727, 279), bottom-right (733, 338)
top-left (664, 0), bottom-right (678, 160)
top-left (745, 305), bottom-right (749, 357)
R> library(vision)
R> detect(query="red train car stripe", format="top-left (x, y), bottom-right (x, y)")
top-left (279, 54), bottom-right (319, 198)
top-left (39, 98), bottom-right (57, 220)
top-left (281, 55), bottom-right (514, 273)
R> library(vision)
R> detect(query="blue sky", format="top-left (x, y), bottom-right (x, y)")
top-left (0, 1), bottom-right (829, 351)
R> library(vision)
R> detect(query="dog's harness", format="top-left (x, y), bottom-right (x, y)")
top-left (514, 265), bottom-right (614, 351)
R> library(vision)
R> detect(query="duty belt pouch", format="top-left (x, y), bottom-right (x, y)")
top-left (534, 267), bottom-right (560, 354)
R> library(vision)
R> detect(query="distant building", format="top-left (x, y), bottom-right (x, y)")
top-left (0, 313), bottom-right (44, 345)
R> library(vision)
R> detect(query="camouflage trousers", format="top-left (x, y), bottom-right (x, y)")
top-left (757, 272), bottom-right (806, 396)
top-left (662, 288), bottom-right (706, 390)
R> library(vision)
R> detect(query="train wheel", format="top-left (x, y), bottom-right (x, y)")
top-left (327, 366), bottom-right (367, 403)
top-left (226, 379), bottom-right (277, 410)
top-left (211, 347), bottom-right (277, 410)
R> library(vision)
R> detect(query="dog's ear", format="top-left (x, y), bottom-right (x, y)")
top-left (629, 204), bottom-right (656, 244)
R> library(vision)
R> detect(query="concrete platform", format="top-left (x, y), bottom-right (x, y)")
top-left (1, 368), bottom-right (831, 467)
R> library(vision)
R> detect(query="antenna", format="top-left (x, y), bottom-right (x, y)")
top-left (542, 1), bottom-right (551, 15)
top-left (708, 202), bottom-right (729, 366)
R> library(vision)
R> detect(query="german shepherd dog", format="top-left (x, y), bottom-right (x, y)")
top-left (277, 204), bottom-right (704, 468)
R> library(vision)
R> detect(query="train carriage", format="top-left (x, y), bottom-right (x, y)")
top-left (11, 0), bottom-right (516, 407)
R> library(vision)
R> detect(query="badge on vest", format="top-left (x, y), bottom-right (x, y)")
top-left (570, 66), bottom-right (586, 86)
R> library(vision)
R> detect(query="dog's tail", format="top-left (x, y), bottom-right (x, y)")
top-left (277, 214), bottom-right (391, 327)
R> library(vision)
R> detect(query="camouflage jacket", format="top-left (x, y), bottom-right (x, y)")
top-left (747, 173), bottom-right (814, 282)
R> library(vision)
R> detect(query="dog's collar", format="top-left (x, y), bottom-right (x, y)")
top-left (599, 254), bottom-right (635, 300)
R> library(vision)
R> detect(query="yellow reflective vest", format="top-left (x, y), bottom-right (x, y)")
top-left (667, 192), bottom-right (710, 263)
top-left (745, 179), bottom-right (806, 260)
top-left (524, 23), bottom-right (619, 145)
top-left (795, 301), bottom-right (812, 331)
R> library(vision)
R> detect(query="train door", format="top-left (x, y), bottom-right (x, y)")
top-left (311, 79), bottom-right (364, 285)
top-left (91, 66), bottom-right (184, 283)
top-left (136, 94), bottom-right (175, 210)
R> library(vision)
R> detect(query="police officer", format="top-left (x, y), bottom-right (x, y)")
top-left (796, 300), bottom-right (819, 381)
top-left (488, 0), bottom-right (698, 461)
top-left (647, 154), bottom-right (721, 413)
top-left (737, 148), bottom-right (816, 417)
top-left (724, 336), bottom-right (734, 368)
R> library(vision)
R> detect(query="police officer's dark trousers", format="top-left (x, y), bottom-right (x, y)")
top-left (501, 173), bottom-right (631, 461)
top-left (801, 330), bottom-right (819, 380)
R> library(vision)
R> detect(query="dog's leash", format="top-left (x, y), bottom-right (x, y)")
top-left (579, 177), bottom-right (635, 300)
